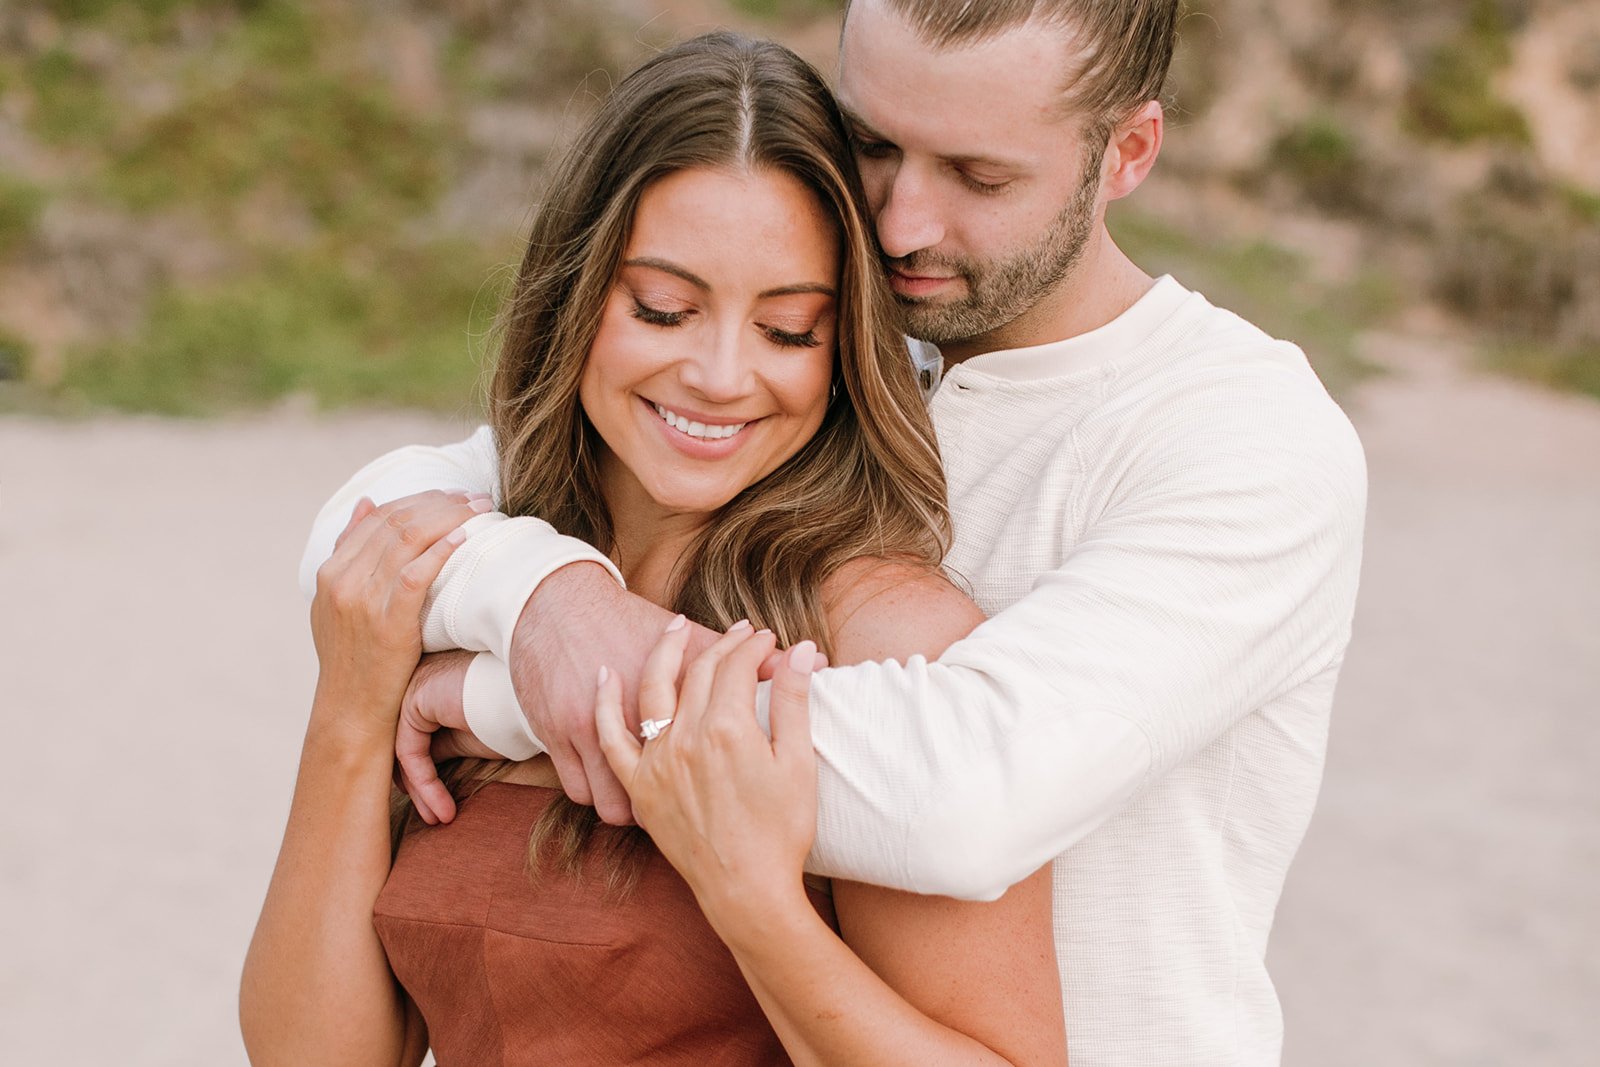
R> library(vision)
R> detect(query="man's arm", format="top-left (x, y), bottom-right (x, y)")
top-left (499, 369), bottom-right (1367, 897)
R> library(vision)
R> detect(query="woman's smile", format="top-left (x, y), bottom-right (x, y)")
top-left (578, 165), bottom-right (839, 524)
top-left (645, 397), bottom-right (755, 446)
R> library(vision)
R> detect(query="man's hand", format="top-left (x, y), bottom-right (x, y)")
top-left (506, 565), bottom-right (676, 824)
top-left (395, 650), bottom-right (498, 824)
top-left (504, 563), bottom-right (826, 825)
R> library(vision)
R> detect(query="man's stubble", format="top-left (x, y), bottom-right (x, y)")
top-left (888, 145), bottom-right (1104, 349)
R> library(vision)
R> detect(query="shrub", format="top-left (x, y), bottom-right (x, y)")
top-left (1404, 0), bottom-right (1531, 145)
top-left (1269, 115), bottom-right (1372, 216)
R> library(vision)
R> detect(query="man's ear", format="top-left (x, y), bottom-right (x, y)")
top-left (1100, 100), bottom-right (1164, 204)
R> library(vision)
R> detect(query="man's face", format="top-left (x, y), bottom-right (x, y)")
top-left (837, 0), bottom-right (1105, 349)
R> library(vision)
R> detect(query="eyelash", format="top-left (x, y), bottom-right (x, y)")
top-left (853, 135), bottom-right (1010, 195)
top-left (632, 301), bottom-right (821, 349)
top-left (631, 301), bottom-right (686, 328)
top-left (957, 171), bottom-right (1011, 196)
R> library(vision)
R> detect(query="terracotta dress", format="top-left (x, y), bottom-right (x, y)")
top-left (374, 781), bottom-right (837, 1066)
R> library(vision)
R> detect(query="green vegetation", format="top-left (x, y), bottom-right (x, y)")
top-left (20, 46), bottom-right (116, 144)
top-left (1485, 342), bottom-right (1600, 401)
top-left (0, 327), bottom-right (30, 383)
top-left (1269, 115), bottom-right (1371, 216)
top-left (1404, 0), bottom-right (1531, 145)
top-left (59, 239), bottom-right (504, 415)
top-left (1110, 211), bottom-right (1391, 398)
top-left (0, 174), bottom-right (46, 255)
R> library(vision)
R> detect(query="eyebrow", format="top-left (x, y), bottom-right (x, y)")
top-left (838, 105), bottom-right (1028, 172)
top-left (623, 257), bottom-right (836, 299)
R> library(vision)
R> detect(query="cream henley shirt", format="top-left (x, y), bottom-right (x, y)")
top-left (299, 276), bottom-right (1367, 1065)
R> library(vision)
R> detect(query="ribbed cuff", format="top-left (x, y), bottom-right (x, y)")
top-left (461, 653), bottom-right (543, 760)
top-left (422, 513), bottom-right (625, 660)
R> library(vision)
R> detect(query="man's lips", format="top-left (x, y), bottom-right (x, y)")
top-left (889, 269), bottom-right (959, 298)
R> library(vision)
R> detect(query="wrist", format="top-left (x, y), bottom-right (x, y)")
top-left (697, 876), bottom-right (816, 956)
top-left (307, 688), bottom-right (401, 759)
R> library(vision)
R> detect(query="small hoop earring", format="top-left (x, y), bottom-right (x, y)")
top-left (830, 380), bottom-right (839, 403)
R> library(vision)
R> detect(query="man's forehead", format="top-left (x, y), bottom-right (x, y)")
top-left (837, 1), bottom-right (1078, 159)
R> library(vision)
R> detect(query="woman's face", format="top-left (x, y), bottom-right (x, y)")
top-left (580, 166), bottom-right (841, 522)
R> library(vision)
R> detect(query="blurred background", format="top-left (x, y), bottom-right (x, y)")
top-left (1, 1), bottom-right (1595, 1063)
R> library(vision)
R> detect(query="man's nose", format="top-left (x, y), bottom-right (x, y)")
top-left (874, 162), bottom-right (946, 261)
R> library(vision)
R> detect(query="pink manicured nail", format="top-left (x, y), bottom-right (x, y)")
top-left (468, 497), bottom-right (494, 513)
top-left (446, 527), bottom-right (467, 545)
top-left (665, 614), bottom-right (687, 633)
top-left (729, 619), bottom-right (752, 633)
top-left (598, 665), bottom-right (609, 685)
top-left (789, 640), bottom-right (817, 673)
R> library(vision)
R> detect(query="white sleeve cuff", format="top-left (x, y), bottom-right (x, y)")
top-left (461, 653), bottom-right (543, 760)
top-left (421, 513), bottom-right (625, 660)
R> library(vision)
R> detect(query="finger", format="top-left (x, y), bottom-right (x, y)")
top-left (334, 497), bottom-right (377, 552)
top-left (768, 639), bottom-right (817, 762)
top-left (706, 630), bottom-right (779, 729)
top-left (580, 741), bottom-right (635, 826)
top-left (392, 526), bottom-right (468, 612)
top-left (592, 667), bottom-right (642, 809)
top-left (756, 646), bottom-right (828, 679)
top-left (396, 717), bottom-right (456, 824)
top-left (546, 739), bottom-right (595, 808)
top-left (638, 615), bottom-right (693, 723)
top-left (373, 495), bottom-right (488, 582)
top-left (674, 620), bottom-right (755, 729)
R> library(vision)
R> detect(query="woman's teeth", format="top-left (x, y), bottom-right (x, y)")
top-left (653, 402), bottom-right (746, 441)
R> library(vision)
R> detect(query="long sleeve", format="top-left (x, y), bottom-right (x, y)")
top-left (297, 425), bottom-right (622, 757)
top-left (792, 365), bottom-right (1368, 898)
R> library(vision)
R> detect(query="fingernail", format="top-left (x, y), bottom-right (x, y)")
top-left (446, 527), bottom-right (467, 545)
top-left (755, 628), bottom-right (773, 637)
top-left (598, 664), bottom-right (610, 685)
top-left (729, 619), bottom-right (752, 633)
top-left (789, 640), bottom-right (817, 673)
top-left (468, 497), bottom-right (494, 513)
top-left (665, 614), bottom-right (687, 633)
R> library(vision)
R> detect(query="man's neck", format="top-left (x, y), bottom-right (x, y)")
top-left (938, 228), bottom-right (1154, 369)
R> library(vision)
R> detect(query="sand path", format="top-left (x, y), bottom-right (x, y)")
top-left (2, 342), bottom-right (1595, 1064)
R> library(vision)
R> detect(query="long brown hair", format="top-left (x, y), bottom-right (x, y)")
top-left (398, 32), bottom-right (950, 891)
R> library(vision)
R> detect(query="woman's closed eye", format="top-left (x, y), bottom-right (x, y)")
top-left (762, 324), bottom-right (823, 349)
top-left (631, 299), bottom-right (689, 328)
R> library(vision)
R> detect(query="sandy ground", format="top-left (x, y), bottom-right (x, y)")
top-left (2, 343), bottom-right (1596, 1065)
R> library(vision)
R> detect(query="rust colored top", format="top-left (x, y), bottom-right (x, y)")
top-left (374, 781), bottom-right (836, 1066)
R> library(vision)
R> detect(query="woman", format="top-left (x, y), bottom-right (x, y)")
top-left (240, 32), bottom-right (1065, 1066)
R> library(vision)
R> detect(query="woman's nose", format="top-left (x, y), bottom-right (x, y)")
top-left (678, 327), bottom-right (752, 404)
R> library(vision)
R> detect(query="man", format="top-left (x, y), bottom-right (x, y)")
top-left (300, 2), bottom-right (1366, 1062)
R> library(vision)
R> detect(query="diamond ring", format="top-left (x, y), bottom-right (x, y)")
top-left (639, 717), bottom-right (674, 741)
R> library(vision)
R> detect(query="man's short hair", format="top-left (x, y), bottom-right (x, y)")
top-left (848, 0), bottom-right (1180, 135)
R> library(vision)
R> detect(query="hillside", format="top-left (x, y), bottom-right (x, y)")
top-left (0, 0), bottom-right (1594, 413)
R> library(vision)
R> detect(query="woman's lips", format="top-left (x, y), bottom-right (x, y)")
top-left (643, 397), bottom-right (755, 458)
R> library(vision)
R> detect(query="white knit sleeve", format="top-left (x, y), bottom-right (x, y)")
top-left (298, 426), bottom-right (623, 757)
top-left (798, 371), bottom-right (1368, 899)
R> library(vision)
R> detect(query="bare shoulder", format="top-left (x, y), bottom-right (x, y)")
top-left (822, 557), bottom-right (985, 667)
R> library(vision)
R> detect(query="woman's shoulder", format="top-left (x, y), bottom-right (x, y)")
top-left (821, 557), bottom-right (985, 667)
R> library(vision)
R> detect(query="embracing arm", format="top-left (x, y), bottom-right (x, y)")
top-left (797, 373), bottom-right (1368, 897)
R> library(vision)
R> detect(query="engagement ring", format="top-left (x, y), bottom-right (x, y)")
top-left (639, 717), bottom-right (674, 741)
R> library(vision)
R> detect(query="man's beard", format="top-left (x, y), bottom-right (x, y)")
top-left (887, 154), bottom-right (1102, 348)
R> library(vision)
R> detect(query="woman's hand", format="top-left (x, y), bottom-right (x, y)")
top-left (310, 489), bottom-right (489, 743)
top-left (596, 618), bottom-right (819, 924)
